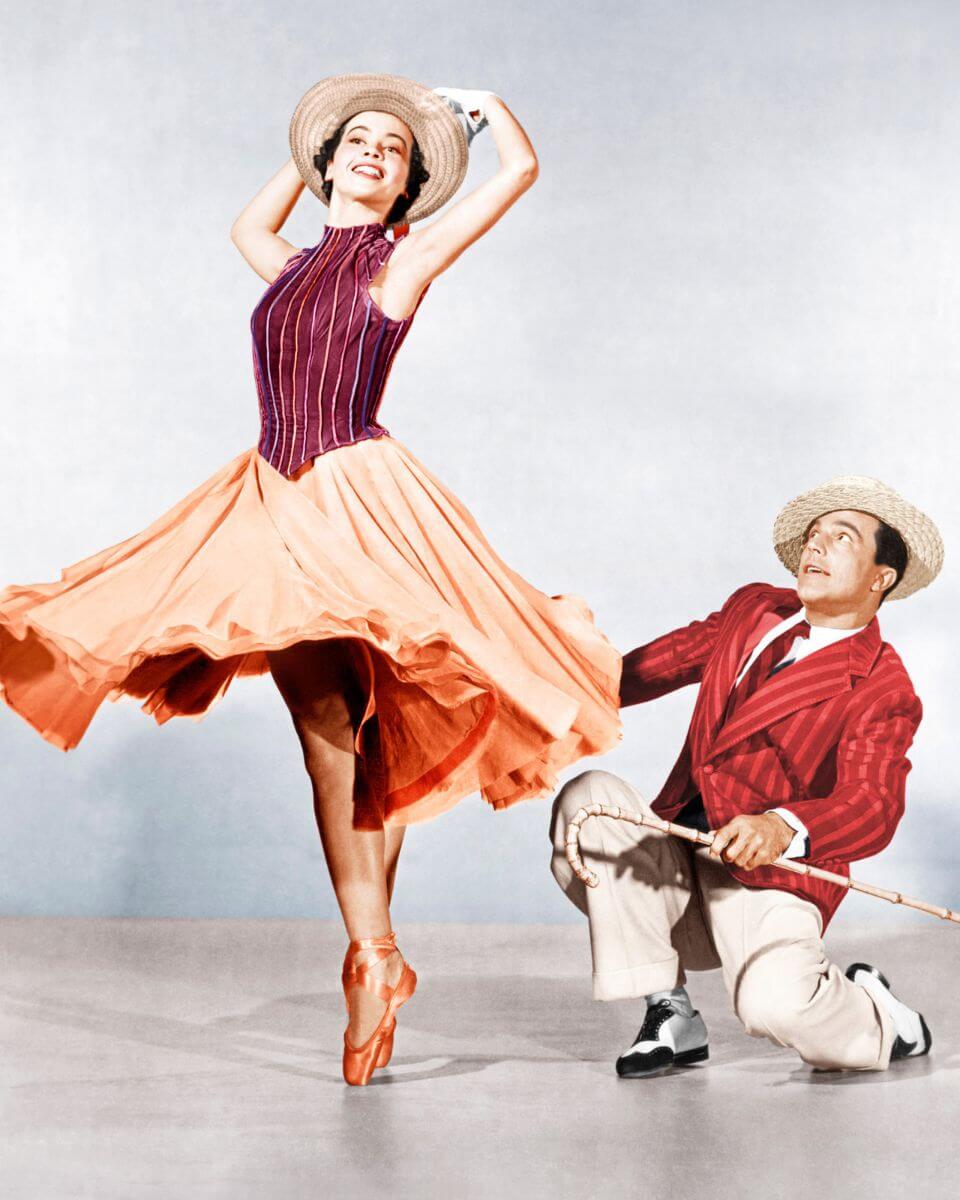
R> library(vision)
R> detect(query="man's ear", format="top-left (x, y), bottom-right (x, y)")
top-left (872, 565), bottom-right (898, 595)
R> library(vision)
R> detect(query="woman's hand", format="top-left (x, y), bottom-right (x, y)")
top-left (432, 87), bottom-right (493, 145)
top-left (230, 158), bottom-right (306, 283)
top-left (380, 92), bottom-right (539, 314)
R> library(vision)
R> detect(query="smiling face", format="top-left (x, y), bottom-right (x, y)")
top-left (796, 509), bottom-right (898, 620)
top-left (324, 110), bottom-right (414, 217)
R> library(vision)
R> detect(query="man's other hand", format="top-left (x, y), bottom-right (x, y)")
top-left (708, 813), bottom-right (794, 870)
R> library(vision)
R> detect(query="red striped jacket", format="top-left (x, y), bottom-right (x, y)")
top-left (620, 582), bottom-right (923, 926)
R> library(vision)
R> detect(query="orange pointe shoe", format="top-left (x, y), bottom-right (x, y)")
top-left (341, 933), bottom-right (417, 1086)
top-left (376, 1019), bottom-right (396, 1070)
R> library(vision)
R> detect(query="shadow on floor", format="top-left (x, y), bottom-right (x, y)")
top-left (8, 969), bottom-right (949, 1093)
top-left (2, 976), bottom-right (622, 1088)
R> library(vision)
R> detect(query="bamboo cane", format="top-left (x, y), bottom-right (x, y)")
top-left (564, 804), bottom-right (960, 925)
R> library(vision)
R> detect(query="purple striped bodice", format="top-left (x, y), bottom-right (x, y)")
top-left (250, 221), bottom-right (421, 477)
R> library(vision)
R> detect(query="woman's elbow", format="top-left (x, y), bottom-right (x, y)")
top-left (517, 156), bottom-right (539, 187)
top-left (505, 157), bottom-right (539, 195)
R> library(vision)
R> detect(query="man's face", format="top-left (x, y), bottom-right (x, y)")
top-left (796, 509), bottom-right (896, 612)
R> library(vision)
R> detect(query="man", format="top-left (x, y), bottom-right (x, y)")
top-left (550, 476), bottom-right (944, 1076)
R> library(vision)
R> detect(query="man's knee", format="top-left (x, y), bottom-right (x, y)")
top-left (553, 769), bottom-right (642, 824)
top-left (550, 770), bottom-right (631, 850)
top-left (734, 957), bottom-right (821, 1043)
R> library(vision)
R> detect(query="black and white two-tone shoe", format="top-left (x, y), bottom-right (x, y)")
top-left (845, 962), bottom-right (932, 1061)
top-left (615, 999), bottom-right (709, 1079)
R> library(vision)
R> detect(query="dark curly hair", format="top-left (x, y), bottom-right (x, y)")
top-left (312, 114), bottom-right (431, 225)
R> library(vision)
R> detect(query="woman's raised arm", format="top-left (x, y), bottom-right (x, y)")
top-left (382, 93), bottom-right (539, 305)
top-left (230, 159), bottom-right (306, 283)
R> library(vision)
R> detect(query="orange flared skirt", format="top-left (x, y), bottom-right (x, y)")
top-left (0, 437), bottom-right (622, 825)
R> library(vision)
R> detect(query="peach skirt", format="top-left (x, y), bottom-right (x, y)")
top-left (0, 437), bottom-right (622, 826)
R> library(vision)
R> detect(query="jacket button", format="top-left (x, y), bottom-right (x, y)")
top-left (703, 765), bottom-right (714, 776)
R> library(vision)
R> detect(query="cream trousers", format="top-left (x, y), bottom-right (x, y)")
top-left (549, 770), bottom-right (896, 1071)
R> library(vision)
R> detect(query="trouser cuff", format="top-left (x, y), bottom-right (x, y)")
top-left (592, 956), bottom-right (681, 1001)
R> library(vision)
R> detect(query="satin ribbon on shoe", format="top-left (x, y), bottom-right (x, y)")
top-left (341, 933), bottom-right (418, 1086)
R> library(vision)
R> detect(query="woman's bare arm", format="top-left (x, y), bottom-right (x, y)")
top-left (375, 95), bottom-right (539, 318)
top-left (230, 159), bottom-right (306, 283)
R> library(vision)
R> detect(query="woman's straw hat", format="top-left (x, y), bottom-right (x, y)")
top-left (289, 73), bottom-right (469, 222)
top-left (773, 475), bottom-right (944, 600)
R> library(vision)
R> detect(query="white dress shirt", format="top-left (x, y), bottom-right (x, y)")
top-left (739, 609), bottom-right (869, 859)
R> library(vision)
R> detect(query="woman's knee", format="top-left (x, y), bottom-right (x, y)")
top-left (270, 639), bottom-right (364, 726)
top-left (296, 698), bottom-right (355, 752)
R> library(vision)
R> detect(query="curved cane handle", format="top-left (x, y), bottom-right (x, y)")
top-left (564, 805), bottom-right (602, 887)
top-left (563, 803), bottom-right (703, 888)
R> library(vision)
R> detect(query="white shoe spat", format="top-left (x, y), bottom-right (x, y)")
top-left (846, 963), bottom-right (924, 1050)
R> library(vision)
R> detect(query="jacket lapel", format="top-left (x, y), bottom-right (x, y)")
top-left (691, 595), bottom-right (799, 763)
top-left (707, 617), bottom-right (883, 761)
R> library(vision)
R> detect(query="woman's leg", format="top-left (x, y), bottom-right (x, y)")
top-left (267, 638), bottom-right (403, 1044)
top-left (385, 826), bottom-right (406, 903)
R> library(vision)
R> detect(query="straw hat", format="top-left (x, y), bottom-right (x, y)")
top-left (772, 475), bottom-right (944, 600)
top-left (289, 73), bottom-right (469, 223)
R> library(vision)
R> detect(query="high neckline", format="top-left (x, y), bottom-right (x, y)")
top-left (323, 220), bottom-right (387, 238)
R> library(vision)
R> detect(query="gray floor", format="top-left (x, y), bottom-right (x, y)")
top-left (1, 919), bottom-right (957, 1199)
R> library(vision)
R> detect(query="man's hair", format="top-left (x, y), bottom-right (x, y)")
top-left (312, 116), bottom-right (431, 226)
top-left (874, 519), bottom-right (909, 605)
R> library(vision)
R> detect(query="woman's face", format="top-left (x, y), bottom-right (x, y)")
top-left (325, 110), bottom-right (414, 214)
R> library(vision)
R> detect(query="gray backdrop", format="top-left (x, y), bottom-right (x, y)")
top-left (1, 0), bottom-right (957, 924)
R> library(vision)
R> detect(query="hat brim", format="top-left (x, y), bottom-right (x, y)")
top-left (772, 476), bottom-right (944, 600)
top-left (289, 73), bottom-right (469, 224)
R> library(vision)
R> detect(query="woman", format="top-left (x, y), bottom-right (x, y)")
top-left (0, 74), bottom-right (621, 1085)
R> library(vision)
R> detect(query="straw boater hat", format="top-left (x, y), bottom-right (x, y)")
top-left (289, 73), bottom-right (469, 223)
top-left (772, 475), bottom-right (944, 600)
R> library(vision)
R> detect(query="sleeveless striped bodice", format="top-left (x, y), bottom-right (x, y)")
top-left (250, 221), bottom-right (420, 478)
